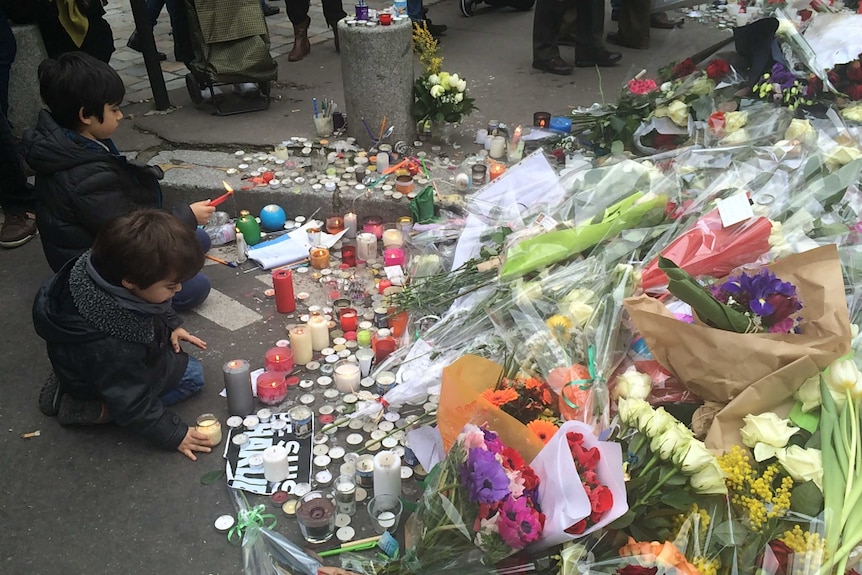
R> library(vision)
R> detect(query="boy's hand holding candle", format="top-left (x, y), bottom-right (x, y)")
top-left (190, 200), bottom-right (216, 225)
top-left (170, 328), bottom-right (207, 353)
top-left (178, 428), bottom-right (213, 461)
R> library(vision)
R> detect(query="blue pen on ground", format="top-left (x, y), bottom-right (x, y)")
top-left (206, 255), bottom-right (237, 268)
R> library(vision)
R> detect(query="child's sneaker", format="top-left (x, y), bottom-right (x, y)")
top-left (39, 372), bottom-right (62, 416)
top-left (58, 396), bottom-right (112, 425)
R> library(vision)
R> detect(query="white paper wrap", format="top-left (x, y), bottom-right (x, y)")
top-left (530, 420), bottom-right (629, 551)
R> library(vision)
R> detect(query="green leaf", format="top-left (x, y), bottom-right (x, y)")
top-left (790, 480), bottom-right (824, 516)
top-left (789, 401), bottom-right (820, 434)
top-left (609, 509), bottom-right (636, 529)
top-left (611, 140), bottom-right (625, 155)
top-left (659, 256), bottom-right (753, 333)
top-left (659, 489), bottom-right (697, 510)
top-left (200, 469), bottom-right (225, 485)
top-left (713, 520), bottom-right (747, 547)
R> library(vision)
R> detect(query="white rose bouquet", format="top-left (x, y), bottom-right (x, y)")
top-left (411, 24), bottom-right (476, 126)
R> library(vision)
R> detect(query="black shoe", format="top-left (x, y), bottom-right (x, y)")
top-left (262, 3), bottom-right (280, 16)
top-left (39, 372), bottom-right (62, 416)
top-left (532, 56), bottom-right (573, 75)
top-left (425, 20), bottom-right (448, 37)
top-left (58, 396), bottom-right (111, 426)
top-left (460, 0), bottom-right (476, 17)
top-left (575, 50), bottom-right (622, 67)
top-left (127, 31), bottom-right (167, 61)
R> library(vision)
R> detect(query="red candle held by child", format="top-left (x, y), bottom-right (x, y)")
top-left (272, 269), bottom-right (296, 313)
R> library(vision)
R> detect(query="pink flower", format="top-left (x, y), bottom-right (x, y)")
top-left (497, 497), bottom-right (544, 548)
top-left (628, 78), bottom-right (658, 96)
top-left (460, 424), bottom-right (487, 450)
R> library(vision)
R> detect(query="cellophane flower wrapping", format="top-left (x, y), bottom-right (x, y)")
top-left (379, 424), bottom-right (544, 575)
top-left (529, 420), bottom-right (628, 551)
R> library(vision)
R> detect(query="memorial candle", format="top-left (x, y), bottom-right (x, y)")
top-left (344, 212), bottom-right (357, 239)
top-left (223, 359), bottom-right (254, 416)
top-left (381, 225), bottom-right (403, 248)
top-left (325, 215), bottom-right (345, 234)
top-left (383, 247), bottom-right (405, 267)
top-left (257, 372), bottom-right (287, 405)
top-left (333, 360), bottom-right (361, 393)
top-left (265, 346), bottom-right (294, 373)
top-left (308, 315), bottom-right (330, 351)
top-left (341, 245), bottom-right (356, 266)
top-left (263, 444), bottom-right (290, 482)
top-left (310, 246), bottom-right (330, 270)
top-left (339, 308), bottom-right (358, 332)
top-left (373, 451), bottom-right (402, 498)
top-left (356, 232), bottom-right (377, 262)
top-left (289, 325), bottom-right (314, 365)
top-left (362, 216), bottom-right (384, 238)
top-left (195, 414), bottom-right (223, 446)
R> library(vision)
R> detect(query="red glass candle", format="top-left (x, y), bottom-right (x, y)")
top-left (378, 279), bottom-right (392, 294)
top-left (265, 346), bottom-right (295, 373)
top-left (340, 308), bottom-right (358, 332)
top-left (326, 215), bottom-right (345, 234)
top-left (362, 216), bottom-right (384, 239)
top-left (383, 247), bottom-right (405, 267)
top-left (388, 309), bottom-right (408, 338)
top-left (257, 372), bottom-right (288, 405)
top-left (341, 245), bottom-right (356, 267)
top-left (372, 331), bottom-right (397, 363)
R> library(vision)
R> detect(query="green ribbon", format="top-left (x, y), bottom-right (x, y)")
top-left (227, 504), bottom-right (277, 544)
top-left (562, 345), bottom-right (604, 410)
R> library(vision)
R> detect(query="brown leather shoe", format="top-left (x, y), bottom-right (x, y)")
top-left (288, 17), bottom-right (311, 62)
top-left (532, 57), bottom-right (574, 75)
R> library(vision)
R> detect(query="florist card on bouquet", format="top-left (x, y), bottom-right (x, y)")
top-left (529, 420), bottom-right (627, 550)
top-left (624, 244), bottom-right (851, 404)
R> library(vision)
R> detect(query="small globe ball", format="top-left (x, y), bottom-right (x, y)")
top-left (259, 204), bottom-right (287, 231)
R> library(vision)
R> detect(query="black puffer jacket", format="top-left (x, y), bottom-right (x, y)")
top-left (32, 255), bottom-right (190, 450)
top-left (22, 110), bottom-right (195, 272)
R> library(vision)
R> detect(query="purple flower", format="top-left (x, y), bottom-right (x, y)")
top-left (482, 428), bottom-right (504, 454)
top-left (715, 268), bottom-right (802, 331)
top-left (770, 63), bottom-right (797, 91)
top-left (460, 447), bottom-right (511, 504)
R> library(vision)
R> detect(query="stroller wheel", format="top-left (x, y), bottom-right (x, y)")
top-left (186, 73), bottom-right (203, 105)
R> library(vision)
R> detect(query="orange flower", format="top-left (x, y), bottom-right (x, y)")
top-left (525, 377), bottom-right (545, 391)
top-left (480, 388), bottom-right (519, 407)
top-left (526, 419), bottom-right (559, 444)
top-left (618, 538), bottom-right (702, 575)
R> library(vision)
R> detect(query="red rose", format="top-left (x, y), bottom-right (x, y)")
top-left (672, 58), bottom-right (695, 79)
top-left (589, 485), bottom-right (614, 514)
top-left (848, 84), bottom-right (862, 101)
top-left (571, 441), bottom-right (601, 471)
top-left (582, 470), bottom-right (599, 486)
top-left (707, 111), bottom-right (726, 135)
top-left (828, 70), bottom-right (841, 86)
top-left (807, 75), bottom-right (823, 96)
top-left (706, 58), bottom-right (730, 80)
top-left (564, 519), bottom-right (587, 535)
top-left (616, 567), bottom-right (658, 575)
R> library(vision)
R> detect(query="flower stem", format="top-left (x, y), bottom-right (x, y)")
top-left (631, 467), bottom-right (680, 511)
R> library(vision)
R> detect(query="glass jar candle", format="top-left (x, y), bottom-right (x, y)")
top-left (339, 308), bottom-right (358, 332)
top-left (325, 215), bottom-right (345, 234)
top-left (333, 359), bottom-right (361, 393)
top-left (256, 372), bottom-right (288, 405)
top-left (381, 224), bottom-right (403, 248)
top-left (265, 346), bottom-right (294, 373)
top-left (471, 164), bottom-right (487, 186)
top-left (383, 247), bottom-right (405, 267)
top-left (296, 491), bottom-right (336, 543)
top-left (195, 413), bottom-right (223, 446)
top-left (362, 216), bottom-right (384, 239)
top-left (356, 232), bottom-right (377, 262)
top-left (310, 246), bottom-right (330, 269)
top-left (341, 245), bottom-right (356, 267)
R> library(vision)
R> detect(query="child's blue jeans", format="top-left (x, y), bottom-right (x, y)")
top-left (160, 356), bottom-right (204, 406)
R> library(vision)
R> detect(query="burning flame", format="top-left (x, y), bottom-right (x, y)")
top-left (222, 181), bottom-right (233, 193)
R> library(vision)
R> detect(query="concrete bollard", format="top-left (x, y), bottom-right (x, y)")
top-left (9, 24), bottom-right (48, 137)
top-left (338, 17), bottom-right (415, 150)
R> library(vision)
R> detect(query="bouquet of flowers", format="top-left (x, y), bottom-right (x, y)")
top-left (480, 375), bottom-right (560, 444)
top-left (380, 424), bottom-right (544, 574)
top-left (411, 24), bottom-right (476, 129)
top-left (564, 430), bottom-right (616, 536)
top-left (659, 255), bottom-right (805, 335)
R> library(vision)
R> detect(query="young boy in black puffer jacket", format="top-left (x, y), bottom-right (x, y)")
top-left (22, 51), bottom-right (214, 310)
top-left (33, 210), bottom-right (215, 460)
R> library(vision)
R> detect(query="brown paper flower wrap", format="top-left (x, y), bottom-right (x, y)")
top-left (624, 245), bottom-right (851, 435)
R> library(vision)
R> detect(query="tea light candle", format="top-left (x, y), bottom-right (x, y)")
top-left (289, 325), bottom-right (314, 365)
top-left (310, 246), bottom-right (330, 269)
top-left (265, 346), bottom-right (294, 373)
top-left (395, 216), bottom-right (413, 234)
top-left (344, 212), bottom-right (357, 239)
top-left (489, 162), bottom-right (506, 181)
top-left (362, 216), bottom-right (384, 238)
top-left (381, 226), bottom-right (403, 248)
top-left (333, 360), bottom-right (361, 393)
top-left (394, 175), bottom-right (413, 195)
top-left (195, 413), bottom-right (223, 446)
top-left (308, 315), bottom-right (330, 351)
top-left (383, 247), bottom-right (405, 267)
top-left (356, 329), bottom-right (372, 348)
top-left (223, 359), bottom-right (254, 416)
top-left (263, 444), bottom-right (291, 482)
top-left (357, 232), bottom-right (378, 262)
top-left (257, 372), bottom-right (288, 405)
top-left (373, 451), bottom-right (402, 498)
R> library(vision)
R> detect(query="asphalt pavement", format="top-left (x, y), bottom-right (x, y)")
top-left (1, 3), bottom-right (730, 574)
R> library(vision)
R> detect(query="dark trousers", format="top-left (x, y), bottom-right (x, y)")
top-left (617, 0), bottom-right (649, 49)
top-left (559, 0), bottom-right (606, 52)
top-left (285, 0), bottom-right (346, 27)
top-left (0, 109), bottom-right (34, 215)
top-left (0, 7), bottom-right (14, 117)
top-left (139, 0), bottom-right (193, 63)
top-left (35, 0), bottom-right (115, 63)
top-left (533, 0), bottom-right (605, 61)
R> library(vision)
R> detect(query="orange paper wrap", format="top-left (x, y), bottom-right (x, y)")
top-left (438, 355), bottom-right (545, 463)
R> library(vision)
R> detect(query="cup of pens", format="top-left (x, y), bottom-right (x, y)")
top-left (313, 98), bottom-right (334, 137)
